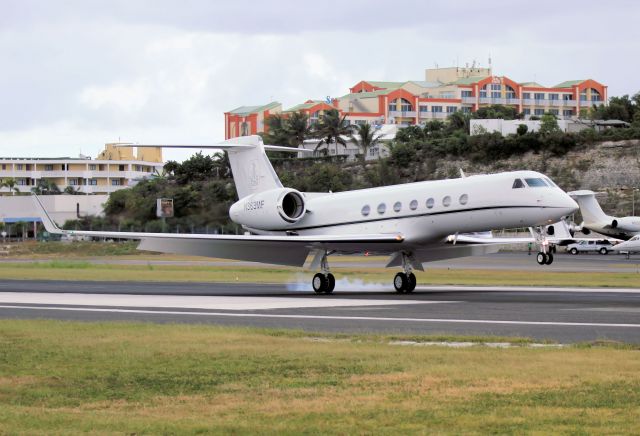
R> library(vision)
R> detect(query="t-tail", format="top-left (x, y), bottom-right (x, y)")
top-left (568, 190), bottom-right (610, 226)
top-left (117, 135), bottom-right (303, 199)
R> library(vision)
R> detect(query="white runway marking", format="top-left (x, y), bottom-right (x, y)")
top-left (0, 292), bottom-right (450, 311)
top-left (0, 304), bottom-right (639, 329)
top-left (416, 285), bottom-right (640, 294)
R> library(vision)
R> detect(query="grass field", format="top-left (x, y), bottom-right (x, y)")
top-left (0, 320), bottom-right (638, 434)
top-left (0, 260), bottom-right (639, 288)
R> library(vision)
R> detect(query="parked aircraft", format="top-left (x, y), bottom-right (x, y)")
top-left (34, 135), bottom-right (578, 293)
top-left (568, 190), bottom-right (640, 240)
top-left (611, 234), bottom-right (640, 255)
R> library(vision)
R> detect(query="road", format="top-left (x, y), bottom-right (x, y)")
top-left (1, 279), bottom-right (639, 344)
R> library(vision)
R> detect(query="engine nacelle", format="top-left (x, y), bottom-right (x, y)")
top-left (229, 188), bottom-right (306, 230)
top-left (611, 217), bottom-right (640, 232)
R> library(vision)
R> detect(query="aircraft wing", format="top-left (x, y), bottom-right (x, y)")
top-left (33, 196), bottom-right (403, 267)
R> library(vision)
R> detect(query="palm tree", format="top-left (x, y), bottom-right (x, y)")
top-left (284, 112), bottom-right (311, 147)
top-left (1, 177), bottom-right (20, 196)
top-left (350, 123), bottom-right (383, 165)
top-left (313, 109), bottom-right (353, 156)
top-left (30, 179), bottom-right (61, 195)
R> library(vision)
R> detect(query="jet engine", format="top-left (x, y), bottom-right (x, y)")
top-left (229, 188), bottom-right (306, 230)
top-left (609, 217), bottom-right (640, 233)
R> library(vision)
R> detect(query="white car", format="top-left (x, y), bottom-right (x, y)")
top-left (566, 240), bottom-right (613, 255)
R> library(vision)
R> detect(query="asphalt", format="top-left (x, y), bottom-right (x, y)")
top-left (1, 279), bottom-right (639, 344)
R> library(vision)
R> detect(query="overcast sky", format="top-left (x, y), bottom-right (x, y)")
top-left (1, 0), bottom-right (638, 162)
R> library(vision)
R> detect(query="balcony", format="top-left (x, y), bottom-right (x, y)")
top-left (419, 112), bottom-right (448, 119)
top-left (461, 96), bottom-right (476, 104)
top-left (579, 100), bottom-right (605, 107)
top-left (479, 97), bottom-right (507, 105)
top-left (388, 111), bottom-right (417, 118)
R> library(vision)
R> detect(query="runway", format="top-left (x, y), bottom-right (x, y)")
top-left (1, 280), bottom-right (639, 343)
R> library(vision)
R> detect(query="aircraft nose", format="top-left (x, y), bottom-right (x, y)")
top-left (561, 192), bottom-right (579, 215)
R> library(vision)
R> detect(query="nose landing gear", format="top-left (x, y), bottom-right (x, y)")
top-left (532, 226), bottom-right (555, 266)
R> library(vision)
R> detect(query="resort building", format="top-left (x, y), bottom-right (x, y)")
top-left (0, 143), bottom-right (164, 196)
top-left (224, 66), bottom-right (607, 139)
top-left (224, 102), bottom-right (282, 139)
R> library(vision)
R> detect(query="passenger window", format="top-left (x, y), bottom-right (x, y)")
top-left (426, 198), bottom-right (434, 209)
top-left (393, 202), bottom-right (402, 213)
top-left (459, 194), bottom-right (468, 205)
top-left (361, 205), bottom-right (370, 216)
top-left (443, 196), bottom-right (451, 207)
top-left (512, 179), bottom-right (525, 189)
top-left (409, 200), bottom-right (418, 210)
top-left (377, 203), bottom-right (386, 214)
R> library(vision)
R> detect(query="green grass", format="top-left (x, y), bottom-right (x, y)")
top-left (0, 320), bottom-right (638, 434)
top-left (0, 261), bottom-right (639, 288)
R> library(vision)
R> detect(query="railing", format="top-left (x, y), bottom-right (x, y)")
top-left (419, 112), bottom-right (448, 119)
top-left (579, 100), bottom-right (604, 107)
top-left (388, 111), bottom-right (417, 118)
top-left (461, 97), bottom-right (476, 104)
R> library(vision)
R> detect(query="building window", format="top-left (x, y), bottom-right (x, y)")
top-left (1, 164), bottom-right (5, 170)
top-left (44, 164), bottom-right (53, 171)
top-left (89, 179), bottom-right (98, 186)
top-left (549, 109), bottom-right (559, 115)
top-left (461, 90), bottom-right (472, 98)
top-left (523, 108), bottom-right (531, 115)
top-left (111, 179), bottom-right (121, 186)
top-left (563, 94), bottom-right (573, 101)
top-left (563, 109), bottom-right (573, 117)
top-left (491, 91), bottom-right (501, 98)
top-left (419, 106), bottom-right (429, 112)
top-left (410, 200), bottom-right (418, 210)
top-left (369, 147), bottom-right (378, 156)
top-left (16, 164), bottom-right (23, 171)
top-left (491, 84), bottom-right (501, 91)
top-left (69, 179), bottom-right (78, 186)
top-left (99, 164), bottom-right (105, 171)
top-left (446, 106), bottom-right (457, 113)
top-left (461, 107), bottom-right (471, 113)
top-left (393, 202), bottom-right (402, 213)
top-left (523, 93), bottom-right (531, 99)
top-left (431, 106), bottom-right (443, 113)
top-left (534, 108), bottom-right (545, 116)
top-left (361, 205), bottom-right (370, 216)
top-left (479, 91), bottom-right (487, 98)
top-left (459, 194), bottom-right (469, 205)
top-left (534, 93), bottom-right (545, 100)
top-left (426, 198), bottom-right (434, 209)
top-left (118, 164), bottom-right (125, 171)
top-left (549, 94), bottom-right (559, 100)
top-left (377, 203), bottom-right (386, 214)
top-left (89, 164), bottom-right (97, 171)
top-left (443, 196), bottom-right (451, 207)
top-left (17, 179), bottom-right (27, 185)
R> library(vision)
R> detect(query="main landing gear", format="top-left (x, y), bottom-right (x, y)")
top-left (312, 251), bottom-right (335, 294)
top-left (393, 252), bottom-right (417, 293)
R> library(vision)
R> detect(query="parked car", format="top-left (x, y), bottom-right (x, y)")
top-left (566, 240), bottom-right (613, 255)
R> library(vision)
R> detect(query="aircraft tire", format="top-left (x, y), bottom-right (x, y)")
top-left (394, 272), bottom-right (408, 293)
top-left (312, 273), bottom-right (328, 294)
top-left (545, 252), bottom-right (554, 265)
top-left (406, 273), bottom-right (417, 292)
top-left (536, 252), bottom-right (547, 265)
top-left (326, 273), bottom-right (336, 293)
top-left (599, 248), bottom-right (608, 255)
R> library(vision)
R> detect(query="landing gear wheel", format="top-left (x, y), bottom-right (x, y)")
top-left (406, 273), bottom-right (417, 293)
top-left (544, 252), bottom-right (554, 265)
top-left (394, 272), bottom-right (408, 293)
top-left (312, 273), bottom-right (328, 294)
top-left (599, 247), bottom-right (608, 255)
top-left (326, 273), bottom-right (335, 293)
top-left (536, 252), bottom-right (547, 265)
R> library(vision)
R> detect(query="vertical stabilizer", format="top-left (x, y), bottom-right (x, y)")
top-left (219, 136), bottom-right (283, 199)
top-left (568, 190), bottom-right (610, 226)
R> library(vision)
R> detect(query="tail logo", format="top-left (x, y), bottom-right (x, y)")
top-left (248, 160), bottom-right (260, 188)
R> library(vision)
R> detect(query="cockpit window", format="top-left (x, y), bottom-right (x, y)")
top-left (630, 235), bottom-right (640, 242)
top-left (525, 178), bottom-right (548, 187)
top-left (544, 177), bottom-right (558, 187)
top-left (512, 179), bottom-right (525, 189)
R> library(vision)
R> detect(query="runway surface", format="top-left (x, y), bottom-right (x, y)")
top-left (1, 279), bottom-right (639, 343)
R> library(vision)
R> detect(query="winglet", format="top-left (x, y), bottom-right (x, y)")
top-left (32, 195), bottom-right (64, 234)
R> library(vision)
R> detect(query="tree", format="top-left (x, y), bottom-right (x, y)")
top-left (539, 113), bottom-right (561, 135)
top-left (262, 114), bottom-right (290, 146)
top-left (1, 177), bottom-right (20, 195)
top-left (516, 124), bottom-right (529, 136)
top-left (283, 112), bottom-right (311, 148)
top-left (446, 111), bottom-right (470, 133)
top-left (313, 109), bottom-right (352, 156)
top-left (474, 104), bottom-right (519, 120)
top-left (350, 123), bottom-right (382, 165)
top-left (63, 185), bottom-right (83, 195)
top-left (30, 179), bottom-right (61, 195)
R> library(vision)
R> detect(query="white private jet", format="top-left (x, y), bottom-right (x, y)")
top-left (611, 234), bottom-right (640, 255)
top-left (568, 190), bottom-right (640, 240)
top-left (34, 135), bottom-right (578, 294)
